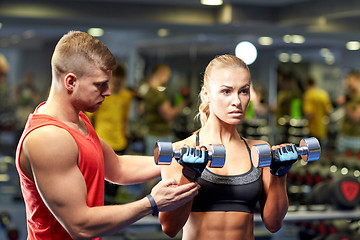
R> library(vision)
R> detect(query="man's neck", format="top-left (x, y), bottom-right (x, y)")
top-left (41, 96), bottom-right (81, 125)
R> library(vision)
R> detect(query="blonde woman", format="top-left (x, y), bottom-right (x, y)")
top-left (159, 54), bottom-right (298, 240)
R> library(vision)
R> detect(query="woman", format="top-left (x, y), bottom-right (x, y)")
top-left (159, 54), bottom-right (297, 240)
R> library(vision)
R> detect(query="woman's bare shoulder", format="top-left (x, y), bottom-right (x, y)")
top-left (242, 137), bottom-right (269, 148)
top-left (172, 134), bottom-right (197, 148)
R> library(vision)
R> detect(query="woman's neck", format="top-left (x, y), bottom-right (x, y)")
top-left (200, 118), bottom-right (239, 146)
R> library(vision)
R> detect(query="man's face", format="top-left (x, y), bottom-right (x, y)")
top-left (346, 75), bottom-right (360, 94)
top-left (160, 68), bottom-right (171, 86)
top-left (72, 67), bottom-right (112, 113)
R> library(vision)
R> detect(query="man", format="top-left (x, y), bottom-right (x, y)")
top-left (87, 63), bottom-right (133, 204)
top-left (336, 70), bottom-right (360, 153)
top-left (15, 31), bottom-right (199, 240)
top-left (0, 53), bottom-right (13, 113)
top-left (144, 64), bottom-right (189, 156)
top-left (303, 77), bottom-right (332, 147)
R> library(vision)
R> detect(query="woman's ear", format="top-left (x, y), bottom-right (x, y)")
top-left (64, 73), bottom-right (77, 92)
top-left (202, 86), bottom-right (210, 103)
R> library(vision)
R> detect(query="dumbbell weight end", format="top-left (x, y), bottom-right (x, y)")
top-left (251, 144), bottom-right (271, 168)
top-left (299, 137), bottom-right (321, 162)
top-left (154, 141), bottom-right (173, 165)
top-left (208, 144), bottom-right (226, 168)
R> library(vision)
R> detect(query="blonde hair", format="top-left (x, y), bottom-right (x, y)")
top-left (51, 31), bottom-right (116, 79)
top-left (197, 54), bottom-right (250, 127)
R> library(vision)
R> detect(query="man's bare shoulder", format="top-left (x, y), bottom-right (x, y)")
top-left (19, 125), bottom-right (79, 180)
top-left (22, 125), bottom-right (78, 163)
top-left (24, 125), bottom-right (74, 143)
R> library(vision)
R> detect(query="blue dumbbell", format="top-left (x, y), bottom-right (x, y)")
top-left (251, 137), bottom-right (321, 168)
top-left (154, 141), bottom-right (226, 168)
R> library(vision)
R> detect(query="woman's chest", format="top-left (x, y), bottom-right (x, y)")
top-left (210, 146), bottom-right (252, 175)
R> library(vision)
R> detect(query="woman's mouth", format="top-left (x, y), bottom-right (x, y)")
top-left (229, 111), bottom-right (243, 117)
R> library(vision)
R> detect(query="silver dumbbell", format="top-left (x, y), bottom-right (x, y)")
top-left (251, 137), bottom-right (321, 168)
top-left (154, 141), bottom-right (226, 168)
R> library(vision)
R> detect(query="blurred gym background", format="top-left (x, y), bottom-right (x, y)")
top-left (1, 0), bottom-right (360, 239)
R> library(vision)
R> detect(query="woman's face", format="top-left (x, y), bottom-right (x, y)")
top-left (203, 66), bottom-right (251, 125)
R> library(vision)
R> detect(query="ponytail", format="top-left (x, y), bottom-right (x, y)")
top-left (197, 90), bottom-right (210, 127)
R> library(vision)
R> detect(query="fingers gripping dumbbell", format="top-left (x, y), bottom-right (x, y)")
top-left (154, 141), bottom-right (225, 168)
top-left (251, 137), bottom-right (321, 168)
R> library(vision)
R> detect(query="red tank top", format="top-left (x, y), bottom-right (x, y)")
top-left (16, 104), bottom-right (104, 240)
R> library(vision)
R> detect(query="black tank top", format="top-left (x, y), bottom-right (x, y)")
top-left (191, 133), bottom-right (262, 213)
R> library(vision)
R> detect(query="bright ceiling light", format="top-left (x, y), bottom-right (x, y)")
top-left (278, 53), bottom-right (290, 62)
top-left (201, 0), bottom-right (223, 6)
top-left (88, 28), bottom-right (104, 37)
top-left (258, 36), bottom-right (273, 46)
top-left (325, 55), bottom-right (335, 65)
top-left (319, 48), bottom-right (335, 64)
top-left (283, 35), bottom-right (292, 43)
top-left (319, 48), bottom-right (330, 57)
top-left (283, 34), bottom-right (305, 44)
top-left (346, 41), bottom-right (360, 51)
top-left (158, 28), bottom-right (169, 37)
top-left (292, 35), bottom-right (305, 44)
top-left (291, 53), bottom-right (302, 63)
top-left (235, 41), bottom-right (257, 65)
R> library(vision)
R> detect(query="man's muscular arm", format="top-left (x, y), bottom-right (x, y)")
top-left (101, 138), bottom-right (161, 185)
top-left (22, 126), bottom-right (199, 240)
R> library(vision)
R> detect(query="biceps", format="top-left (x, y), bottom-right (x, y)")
top-left (33, 160), bottom-right (88, 225)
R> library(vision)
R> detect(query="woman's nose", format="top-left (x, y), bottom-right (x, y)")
top-left (232, 94), bottom-right (241, 106)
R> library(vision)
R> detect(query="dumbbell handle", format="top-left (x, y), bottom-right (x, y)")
top-left (297, 146), bottom-right (310, 156)
top-left (173, 145), bottom-right (225, 168)
top-left (173, 147), bottom-right (215, 159)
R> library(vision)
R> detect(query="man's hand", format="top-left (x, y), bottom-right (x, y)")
top-left (150, 179), bottom-right (199, 213)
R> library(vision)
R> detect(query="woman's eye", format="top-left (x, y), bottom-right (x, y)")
top-left (221, 89), bottom-right (231, 95)
top-left (241, 88), bottom-right (250, 94)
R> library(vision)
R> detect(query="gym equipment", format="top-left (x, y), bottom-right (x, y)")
top-left (251, 137), bottom-right (321, 168)
top-left (0, 212), bottom-right (19, 240)
top-left (310, 176), bottom-right (360, 210)
top-left (325, 233), bottom-right (355, 240)
top-left (154, 141), bottom-right (225, 168)
top-left (238, 118), bottom-right (270, 142)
